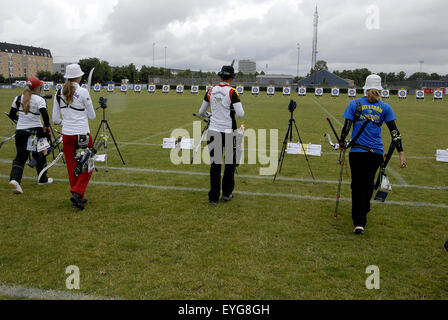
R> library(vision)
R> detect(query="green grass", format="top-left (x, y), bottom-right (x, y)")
top-left (0, 88), bottom-right (447, 299)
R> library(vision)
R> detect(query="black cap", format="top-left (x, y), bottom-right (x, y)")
top-left (218, 65), bottom-right (235, 78)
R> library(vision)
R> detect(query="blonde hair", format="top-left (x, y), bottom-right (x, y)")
top-left (21, 86), bottom-right (34, 114)
top-left (63, 80), bottom-right (76, 104)
top-left (366, 89), bottom-right (381, 103)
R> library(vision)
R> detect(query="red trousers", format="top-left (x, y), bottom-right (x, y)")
top-left (63, 134), bottom-right (93, 198)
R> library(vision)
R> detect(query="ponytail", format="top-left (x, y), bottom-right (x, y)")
top-left (22, 86), bottom-right (33, 114)
top-left (63, 80), bottom-right (76, 104)
top-left (366, 89), bottom-right (381, 103)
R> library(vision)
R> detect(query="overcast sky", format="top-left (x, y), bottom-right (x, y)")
top-left (1, 0), bottom-right (447, 76)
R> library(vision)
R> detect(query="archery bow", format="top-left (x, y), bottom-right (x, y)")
top-left (0, 112), bottom-right (17, 150)
top-left (191, 113), bottom-right (211, 164)
top-left (87, 67), bottom-right (95, 93)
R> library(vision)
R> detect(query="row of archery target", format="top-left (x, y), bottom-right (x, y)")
top-left (42, 83), bottom-right (444, 99)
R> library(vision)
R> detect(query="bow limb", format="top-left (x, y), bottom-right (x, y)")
top-left (0, 134), bottom-right (15, 150)
top-left (87, 67), bottom-right (95, 93)
top-left (325, 133), bottom-right (339, 150)
top-left (37, 151), bottom-right (64, 182)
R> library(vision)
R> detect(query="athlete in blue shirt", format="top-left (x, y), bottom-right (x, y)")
top-left (340, 75), bottom-right (407, 235)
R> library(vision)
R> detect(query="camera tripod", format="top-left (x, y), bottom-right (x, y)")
top-left (93, 99), bottom-right (126, 172)
top-left (273, 105), bottom-right (315, 182)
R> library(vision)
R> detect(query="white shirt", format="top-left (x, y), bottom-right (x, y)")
top-left (12, 94), bottom-right (46, 130)
top-left (52, 82), bottom-right (96, 135)
top-left (198, 82), bottom-right (244, 133)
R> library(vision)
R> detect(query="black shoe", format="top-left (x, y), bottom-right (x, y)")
top-left (445, 240), bottom-right (448, 252)
top-left (70, 193), bottom-right (85, 210)
top-left (222, 194), bottom-right (234, 202)
top-left (209, 200), bottom-right (218, 206)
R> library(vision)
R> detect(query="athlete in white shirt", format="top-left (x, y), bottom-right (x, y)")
top-left (198, 64), bottom-right (244, 205)
top-left (8, 76), bottom-right (53, 194)
top-left (52, 64), bottom-right (96, 210)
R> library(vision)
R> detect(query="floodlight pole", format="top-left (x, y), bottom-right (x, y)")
top-left (296, 43), bottom-right (300, 79)
top-left (164, 46), bottom-right (167, 70)
top-left (153, 42), bottom-right (156, 66)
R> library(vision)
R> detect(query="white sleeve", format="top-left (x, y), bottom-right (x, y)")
top-left (84, 91), bottom-right (96, 120)
top-left (198, 100), bottom-right (209, 116)
top-left (233, 102), bottom-right (244, 118)
top-left (11, 96), bottom-right (18, 109)
top-left (37, 96), bottom-right (47, 109)
top-left (52, 94), bottom-right (62, 125)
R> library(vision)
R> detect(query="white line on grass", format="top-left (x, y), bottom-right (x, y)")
top-left (1, 174), bottom-right (446, 209)
top-left (0, 159), bottom-right (446, 191)
top-left (0, 284), bottom-right (119, 300)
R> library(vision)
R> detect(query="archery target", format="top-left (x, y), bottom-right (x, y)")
top-left (236, 86), bottom-right (244, 95)
top-left (434, 90), bottom-right (443, 99)
top-left (94, 84), bottom-right (101, 92)
top-left (381, 90), bottom-right (390, 98)
top-left (315, 88), bottom-right (323, 96)
top-left (107, 84), bottom-right (114, 92)
top-left (43, 83), bottom-right (50, 91)
top-left (206, 85), bottom-right (213, 92)
top-left (148, 84), bottom-right (156, 93)
top-left (162, 85), bottom-right (170, 93)
top-left (251, 86), bottom-right (259, 95)
top-left (348, 89), bottom-right (356, 97)
top-left (191, 85), bottom-right (199, 93)
top-left (134, 84), bottom-right (142, 92)
top-left (56, 83), bottom-right (63, 91)
top-left (121, 84), bottom-right (127, 92)
top-left (298, 87), bottom-right (306, 96)
top-left (416, 90), bottom-right (424, 99)
top-left (398, 90), bottom-right (407, 98)
top-left (267, 86), bottom-right (275, 95)
top-left (331, 88), bottom-right (340, 96)
top-left (81, 84), bottom-right (87, 89)
top-left (283, 87), bottom-right (291, 95)
top-left (176, 85), bottom-right (184, 93)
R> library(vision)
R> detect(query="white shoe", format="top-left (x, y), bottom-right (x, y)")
top-left (38, 178), bottom-right (53, 185)
top-left (9, 180), bottom-right (23, 194)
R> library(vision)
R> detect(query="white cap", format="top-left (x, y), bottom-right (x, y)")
top-left (363, 74), bottom-right (383, 91)
top-left (64, 64), bottom-right (84, 79)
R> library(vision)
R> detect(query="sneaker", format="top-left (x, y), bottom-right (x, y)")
top-left (9, 180), bottom-right (23, 194)
top-left (222, 194), bottom-right (234, 202)
top-left (353, 226), bottom-right (365, 235)
top-left (38, 178), bottom-right (53, 185)
top-left (70, 193), bottom-right (85, 210)
top-left (209, 200), bottom-right (218, 206)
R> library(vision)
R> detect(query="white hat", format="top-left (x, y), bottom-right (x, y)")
top-left (64, 64), bottom-right (84, 79)
top-left (363, 74), bottom-right (383, 91)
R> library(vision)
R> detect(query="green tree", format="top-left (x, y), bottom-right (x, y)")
top-left (313, 60), bottom-right (328, 72)
top-left (36, 70), bottom-right (52, 81)
top-left (397, 71), bottom-right (406, 81)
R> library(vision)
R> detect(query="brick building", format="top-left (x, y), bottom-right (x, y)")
top-left (0, 42), bottom-right (53, 79)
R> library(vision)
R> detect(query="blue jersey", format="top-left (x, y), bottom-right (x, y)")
top-left (343, 96), bottom-right (396, 154)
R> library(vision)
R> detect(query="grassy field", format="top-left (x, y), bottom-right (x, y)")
top-left (0, 88), bottom-right (447, 299)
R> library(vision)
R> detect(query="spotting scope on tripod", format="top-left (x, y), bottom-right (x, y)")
top-left (93, 97), bottom-right (126, 172)
top-left (273, 100), bottom-right (315, 182)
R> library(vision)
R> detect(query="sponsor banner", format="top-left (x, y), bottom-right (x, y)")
top-left (251, 86), bottom-right (259, 95)
top-left (191, 85), bottom-right (199, 94)
top-left (348, 88), bottom-right (356, 97)
top-left (267, 86), bottom-right (275, 95)
top-left (148, 84), bottom-right (156, 93)
top-left (315, 88), bottom-right (323, 96)
top-left (298, 87), bottom-right (306, 96)
top-left (331, 88), bottom-right (340, 96)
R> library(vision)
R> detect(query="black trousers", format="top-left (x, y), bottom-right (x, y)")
top-left (10, 128), bottom-right (48, 184)
top-left (349, 151), bottom-right (383, 228)
top-left (207, 130), bottom-right (236, 202)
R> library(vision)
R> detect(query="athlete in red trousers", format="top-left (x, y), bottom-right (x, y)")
top-left (52, 64), bottom-right (96, 210)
